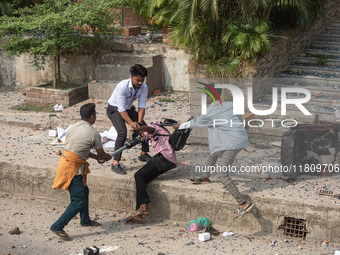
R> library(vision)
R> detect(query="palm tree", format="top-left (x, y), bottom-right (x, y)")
top-left (131, 0), bottom-right (327, 76)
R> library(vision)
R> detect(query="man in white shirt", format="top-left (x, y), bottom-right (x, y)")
top-left (107, 64), bottom-right (151, 175)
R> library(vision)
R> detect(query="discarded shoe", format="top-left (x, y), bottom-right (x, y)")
top-left (111, 164), bottom-right (127, 175)
top-left (205, 226), bottom-right (220, 236)
top-left (138, 153), bottom-right (152, 162)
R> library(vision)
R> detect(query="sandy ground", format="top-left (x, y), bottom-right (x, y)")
top-left (0, 90), bottom-right (340, 254)
top-left (1, 191), bottom-right (339, 255)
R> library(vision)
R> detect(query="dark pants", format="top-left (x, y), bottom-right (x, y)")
top-left (107, 104), bottom-right (149, 161)
top-left (134, 153), bottom-right (175, 210)
top-left (50, 175), bottom-right (92, 231)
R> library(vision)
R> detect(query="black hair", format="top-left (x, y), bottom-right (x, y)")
top-left (130, 64), bottom-right (148, 77)
top-left (80, 103), bottom-right (96, 120)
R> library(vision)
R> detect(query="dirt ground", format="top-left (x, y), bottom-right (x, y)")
top-left (0, 191), bottom-right (339, 255)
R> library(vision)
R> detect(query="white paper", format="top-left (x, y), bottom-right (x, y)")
top-left (57, 126), bottom-right (68, 142)
top-left (55, 126), bottom-right (117, 148)
top-left (100, 126), bottom-right (118, 140)
top-left (100, 126), bottom-right (117, 148)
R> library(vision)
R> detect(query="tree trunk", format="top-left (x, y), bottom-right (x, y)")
top-left (57, 54), bottom-right (61, 89)
top-left (53, 56), bottom-right (57, 89)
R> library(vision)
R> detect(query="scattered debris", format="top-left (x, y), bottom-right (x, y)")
top-left (222, 231), bottom-right (234, 237)
top-left (270, 141), bottom-right (282, 147)
top-left (153, 90), bottom-right (161, 96)
top-left (321, 241), bottom-right (329, 247)
top-left (48, 129), bottom-right (57, 137)
top-left (8, 227), bottom-right (20, 235)
top-left (198, 232), bottom-right (211, 242)
top-left (269, 240), bottom-right (277, 246)
top-left (53, 104), bottom-right (63, 112)
top-left (83, 246), bottom-right (99, 255)
top-left (244, 236), bottom-right (254, 242)
top-left (318, 189), bottom-right (334, 196)
top-left (205, 226), bottom-right (220, 236)
top-left (186, 217), bottom-right (210, 232)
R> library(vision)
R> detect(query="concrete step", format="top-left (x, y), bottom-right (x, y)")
top-left (305, 48), bottom-right (340, 57)
top-left (251, 103), bottom-right (335, 123)
top-left (286, 64), bottom-right (340, 77)
top-left (98, 53), bottom-right (154, 66)
top-left (277, 74), bottom-right (340, 88)
top-left (95, 65), bottom-right (132, 81)
top-left (271, 81), bottom-right (340, 97)
top-left (328, 22), bottom-right (340, 28)
top-left (292, 56), bottom-right (340, 66)
top-left (88, 80), bottom-right (117, 100)
top-left (324, 28), bottom-right (340, 35)
top-left (263, 92), bottom-right (339, 104)
top-left (311, 40), bottom-right (340, 50)
top-left (280, 70), bottom-right (340, 80)
top-left (316, 34), bottom-right (340, 42)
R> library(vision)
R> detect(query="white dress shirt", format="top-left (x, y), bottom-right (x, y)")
top-left (108, 78), bottom-right (148, 112)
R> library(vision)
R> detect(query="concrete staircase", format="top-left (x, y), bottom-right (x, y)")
top-left (88, 46), bottom-right (163, 100)
top-left (249, 22), bottom-right (340, 141)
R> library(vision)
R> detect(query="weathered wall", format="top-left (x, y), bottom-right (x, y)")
top-left (0, 44), bottom-right (190, 92)
top-left (0, 50), bottom-right (15, 88)
top-left (13, 53), bottom-right (97, 87)
top-left (129, 44), bottom-right (191, 92)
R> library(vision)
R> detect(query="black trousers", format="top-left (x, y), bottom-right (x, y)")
top-left (134, 153), bottom-right (175, 210)
top-left (107, 104), bottom-right (149, 161)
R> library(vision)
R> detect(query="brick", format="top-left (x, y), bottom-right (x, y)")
top-left (31, 87), bottom-right (45, 93)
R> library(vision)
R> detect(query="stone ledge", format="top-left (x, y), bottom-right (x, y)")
top-left (0, 161), bottom-right (339, 242)
top-left (25, 84), bottom-right (88, 107)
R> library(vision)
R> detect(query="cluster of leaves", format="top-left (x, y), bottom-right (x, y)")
top-left (0, 0), bottom-right (36, 17)
top-left (0, 0), bottom-right (122, 88)
top-left (1, 0), bottom-right (121, 62)
top-left (131, 0), bottom-right (328, 77)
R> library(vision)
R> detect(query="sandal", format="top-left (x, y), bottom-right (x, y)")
top-left (50, 229), bottom-right (71, 241)
top-left (233, 203), bottom-right (254, 220)
top-left (124, 214), bottom-right (143, 224)
top-left (82, 221), bottom-right (102, 227)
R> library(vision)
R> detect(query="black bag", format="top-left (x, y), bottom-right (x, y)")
top-left (154, 118), bottom-right (192, 151)
top-left (281, 123), bottom-right (340, 177)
